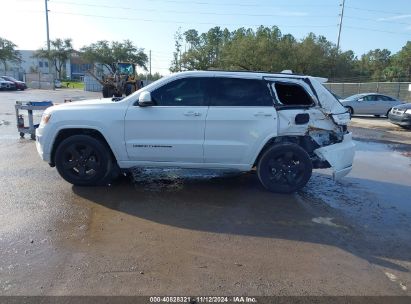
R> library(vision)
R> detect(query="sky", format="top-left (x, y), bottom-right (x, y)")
top-left (1, 0), bottom-right (411, 75)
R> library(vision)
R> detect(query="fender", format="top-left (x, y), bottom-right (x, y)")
top-left (48, 124), bottom-right (125, 164)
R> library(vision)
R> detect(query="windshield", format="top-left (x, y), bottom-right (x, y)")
top-left (2, 76), bottom-right (16, 81)
top-left (345, 93), bottom-right (366, 101)
top-left (117, 63), bottom-right (134, 75)
top-left (116, 75), bottom-right (173, 103)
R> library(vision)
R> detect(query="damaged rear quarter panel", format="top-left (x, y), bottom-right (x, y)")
top-left (278, 107), bottom-right (344, 146)
top-left (277, 100), bottom-right (354, 180)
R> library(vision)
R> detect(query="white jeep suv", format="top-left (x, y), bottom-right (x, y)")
top-left (36, 71), bottom-right (355, 193)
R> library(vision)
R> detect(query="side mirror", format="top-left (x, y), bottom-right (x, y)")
top-left (357, 98), bottom-right (364, 102)
top-left (138, 91), bottom-right (154, 107)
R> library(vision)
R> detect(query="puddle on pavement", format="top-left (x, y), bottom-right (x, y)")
top-left (130, 168), bottom-right (240, 191)
top-left (126, 141), bottom-right (411, 221)
top-left (300, 140), bottom-right (411, 236)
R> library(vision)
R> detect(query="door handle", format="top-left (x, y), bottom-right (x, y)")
top-left (184, 111), bottom-right (201, 117)
top-left (254, 112), bottom-right (272, 117)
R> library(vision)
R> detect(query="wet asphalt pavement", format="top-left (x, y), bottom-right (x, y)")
top-left (0, 90), bottom-right (410, 296)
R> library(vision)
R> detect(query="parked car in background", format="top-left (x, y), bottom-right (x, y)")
top-left (54, 79), bottom-right (62, 88)
top-left (388, 103), bottom-right (411, 128)
top-left (0, 76), bottom-right (26, 90)
top-left (340, 93), bottom-right (403, 117)
top-left (0, 77), bottom-right (16, 91)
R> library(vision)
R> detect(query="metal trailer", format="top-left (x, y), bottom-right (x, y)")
top-left (15, 101), bottom-right (53, 140)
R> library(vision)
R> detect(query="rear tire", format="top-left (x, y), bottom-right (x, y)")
top-left (55, 135), bottom-right (113, 186)
top-left (257, 143), bottom-right (313, 193)
top-left (102, 86), bottom-right (113, 98)
top-left (125, 83), bottom-right (133, 96)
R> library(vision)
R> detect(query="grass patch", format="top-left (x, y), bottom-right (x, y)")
top-left (61, 81), bottom-right (85, 89)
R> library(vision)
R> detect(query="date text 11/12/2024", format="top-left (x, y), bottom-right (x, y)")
top-left (149, 296), bottom-right (257, 303)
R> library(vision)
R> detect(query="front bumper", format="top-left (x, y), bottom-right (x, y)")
top-left (314, 132), bottom-right (355, 181)
top-left (388, 113), bottom-right (411, 126)
top-left (35, 126), bottom-right (51, 163)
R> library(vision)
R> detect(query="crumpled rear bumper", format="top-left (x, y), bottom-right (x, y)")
top-left (314, 132), bottom-right (355, 180)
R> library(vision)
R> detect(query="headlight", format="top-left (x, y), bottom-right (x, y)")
top-left (405, 109), bottom-right (411, 115)
top-left (41, 113), bottom-right (51, 125)
top-left (332, 112), bottom-right (351, 125)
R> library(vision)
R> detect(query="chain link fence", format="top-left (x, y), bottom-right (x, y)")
top-left (324, 82), bottom-right (411, 101)
top-left (25, 73), bottom-right (54, 90)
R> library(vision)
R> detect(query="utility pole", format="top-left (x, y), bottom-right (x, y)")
top-left (336, 0), bottom-right (345, 51)
top-left (149, 50), bottom-right (152, 79)
top-left (45, 0), bottom-right (54, 89)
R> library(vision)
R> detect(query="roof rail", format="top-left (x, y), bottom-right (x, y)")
top-left (203, 69), bottom-right (305, 76)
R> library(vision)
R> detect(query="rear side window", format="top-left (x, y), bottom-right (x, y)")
top-left (210, 78), bottom-right (273, 106)
top-left (151, 77), bottom-right (210, 106)
top-left (378, 95), bottom-right (393, 101)
top-left (273, 82), bottom-right (313, 106)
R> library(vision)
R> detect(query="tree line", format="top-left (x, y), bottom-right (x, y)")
top-left (2, 25), bottom-right (411, 82)
top-left (170, 26), bottom-right (411, 82)
top-left (0, 36), bottom-right (149, 80)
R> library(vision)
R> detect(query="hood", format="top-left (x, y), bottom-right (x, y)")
top-left (308, 77), bottom-right (347, 114)
top-left (55, 98), bottom-right (113, 107)
top-left (0, 80), bottom-right (13, 84)
top-left (45, 98), bottom-right (114, 113)
top-left (394, 102), bottom-right (411, 110)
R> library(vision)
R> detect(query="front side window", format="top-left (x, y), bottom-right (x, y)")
top-left (272, 82), bottom-right (313, 106)
top-left (151, 77), bottom-right (210, 106)
top-left (346, 94), bottom-right (365, 101)
top-left (363, 95), bottom-right (377, 102)
top-left (210, 78), bottom-right (273, 106)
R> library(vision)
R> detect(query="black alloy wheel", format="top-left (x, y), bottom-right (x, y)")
top-left (55, 135), bottom-right (113, 186)
top-left (257, 143), bottom-right (313, 193)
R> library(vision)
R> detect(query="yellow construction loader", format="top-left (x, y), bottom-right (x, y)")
top-left (88, 62), bottom-right (142, 98)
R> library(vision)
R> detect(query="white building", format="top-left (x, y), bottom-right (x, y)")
top-left (0, 50), bottom-right (51, 80)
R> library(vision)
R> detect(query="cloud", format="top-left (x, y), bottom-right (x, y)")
top-left (378, 14), bottom-right (411, 21)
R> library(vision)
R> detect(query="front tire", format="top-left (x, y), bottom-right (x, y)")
top-left (102, 85), bottom-right (114, 98)
top-left (125, 83), bottom-right (133, 96)
top-left (257, 143), bottom-right (313, 193)
top-left (55, 135), bottom-right (113, 186)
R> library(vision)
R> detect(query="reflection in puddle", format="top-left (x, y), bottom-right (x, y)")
top-left (130, 168), bottom-right (237, 192)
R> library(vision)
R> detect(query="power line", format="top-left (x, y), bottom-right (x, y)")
top-left (346, 5), bottom-right (411, 16)
top-left (344, 25), bottom-right (411, 36)
top-left (51, 0), bottom-right (331, 18)
top-left (49, 10), bottom-right (335, 28)
top-left (345, 16), bottom-right (411, 26)
top-left (53, 0), bottom-right (336, 9)
top-left (14, 8), bottom-right (411, 37)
